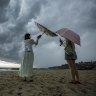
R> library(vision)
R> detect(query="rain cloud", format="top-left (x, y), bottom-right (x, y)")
top-left (0, 0), bottom-right (96, 68)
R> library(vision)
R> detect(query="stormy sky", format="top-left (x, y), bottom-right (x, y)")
top-left (0, 0), bottom-right (96, 68)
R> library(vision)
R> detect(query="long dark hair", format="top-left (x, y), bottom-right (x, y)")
top-left (24, 33), bottom-right (31, 40)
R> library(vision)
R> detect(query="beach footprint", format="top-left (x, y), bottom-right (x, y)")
top-left (17, 92), bottom-right (22, 96)
top-left (18, 87), bottom-right (22, 90)
top-left (59, 77), bottom-right (65, 83)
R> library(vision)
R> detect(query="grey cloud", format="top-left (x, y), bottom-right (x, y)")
top-left (0, 0), bottom-right (96, 67)
top-left (0, 0), bottom-right (48, 63)
top-left (87, 8), bottom-right (96, 30)
top-left (7, 0), bottom-right (21, 20)
top-left (0, 0), bottom-right (10, 23)
top-left (0, 0), bottom-right (10, 7)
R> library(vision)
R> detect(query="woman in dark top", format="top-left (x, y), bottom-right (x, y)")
top-left (60, 38), bottom-right (81, 84)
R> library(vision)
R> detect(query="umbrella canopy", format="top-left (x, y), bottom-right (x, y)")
top-left (35, 22), bottom-right (57, 37)
top-left (56, 28), bottom-right (81, 46)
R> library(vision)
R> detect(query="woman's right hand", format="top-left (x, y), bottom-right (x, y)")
top-left (35, 35), bottom-right (42, 46)
top-left (37, 35), bottom-right (42, 40)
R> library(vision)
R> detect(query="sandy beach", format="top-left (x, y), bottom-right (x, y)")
top-left (0, 70), bottom-right (96, 96)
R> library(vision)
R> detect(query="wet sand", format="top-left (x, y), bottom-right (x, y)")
top-left (0, 70), bottom-right (96, 96)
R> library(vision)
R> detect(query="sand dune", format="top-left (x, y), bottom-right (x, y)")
top-left (0, 70), bottom-right (96, 96)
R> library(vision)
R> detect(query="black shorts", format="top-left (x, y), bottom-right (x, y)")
top-left (65, 52), bottom-right (77, 60)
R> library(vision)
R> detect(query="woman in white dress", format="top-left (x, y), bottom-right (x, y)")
top-left (19, 33), bottom-right (41, 81)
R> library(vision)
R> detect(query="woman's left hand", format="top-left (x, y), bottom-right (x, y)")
top-left (59, 39), bottom-right (63, 46)
top-left (37, 35), bottom-right (42, 39)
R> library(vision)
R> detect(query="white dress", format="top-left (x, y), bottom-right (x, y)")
top-left (19, 39), bottom-right (34, 77)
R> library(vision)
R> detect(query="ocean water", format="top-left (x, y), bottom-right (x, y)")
top-left (0, 68), bottom-right (19, 72)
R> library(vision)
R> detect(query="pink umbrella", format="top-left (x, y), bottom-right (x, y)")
top-left (56, 28), bottom-right (81, 46)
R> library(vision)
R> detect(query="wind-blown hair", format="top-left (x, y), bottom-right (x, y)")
top-left (24, 33), bottom-right (31, 40)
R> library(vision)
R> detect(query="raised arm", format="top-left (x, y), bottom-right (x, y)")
top-left (59, 39), bottom-right (67, 47)
top-left (59, 39), bottom-right (63, 46)
top-left (31, 35), bottom-right (42, 45)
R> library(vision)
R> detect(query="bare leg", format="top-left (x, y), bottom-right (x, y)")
top-left (72, 60), bottom-right (80, 81)
top-left (24, 76), bottom-right (26, 81)
top-left (66, 60), bottom-right (76, 82)
top-left (29, 76), bottom-right (33, 82)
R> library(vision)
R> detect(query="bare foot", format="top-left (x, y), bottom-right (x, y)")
top-left (29, 79), bottom-right (33, 82)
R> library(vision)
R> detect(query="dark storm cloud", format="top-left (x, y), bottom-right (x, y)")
top-left (0, 0), bottom-right (48, 63)
top-left (9, 0), bottom-right (48, 37)
top-left (0, 0), bottom-right (96, 67)
top-left (0, 0), bottom-right (10, 23)
top-left (7, 0), bottom-right (21, 20)
top-left (87, 7), bottom-right (96, 30)
top-left (0, 43), bottom-right (21, 63)
top-left (77, 0), bottom-right (96, 32)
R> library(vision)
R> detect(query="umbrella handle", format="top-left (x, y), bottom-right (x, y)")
top-left (41, 32), bottom-right (44, 36)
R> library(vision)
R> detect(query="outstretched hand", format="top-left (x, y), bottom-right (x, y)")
top-left (37, 35), bottom-right (42, 39)
top-left (35, 35), bottom-right (42, 46)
